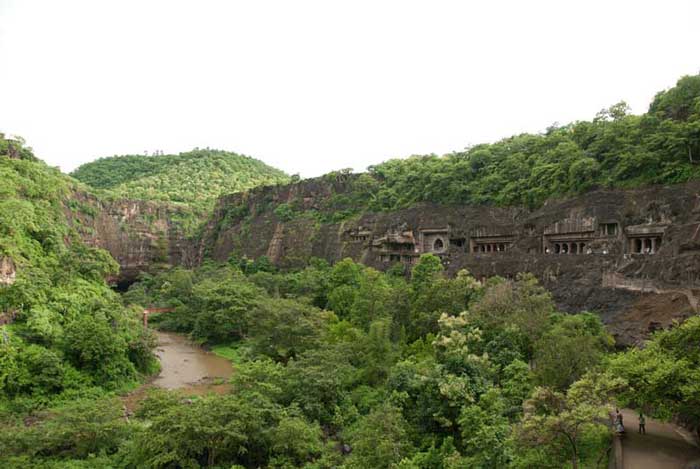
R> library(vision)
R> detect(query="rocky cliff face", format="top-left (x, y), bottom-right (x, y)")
top-left (0, 257), bottom-right (16, 286)
top-left (199, 178), bottom-right (700, 345)
top-left (65, 190), bottom-right (196, 287)
top-left (77, 173), bottom-right (700, 345)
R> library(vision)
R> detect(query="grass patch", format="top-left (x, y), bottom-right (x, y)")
top-left (211, 343), bottom-right (250, 365)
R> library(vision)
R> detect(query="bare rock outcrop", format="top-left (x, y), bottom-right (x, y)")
top-left (0, 257), bottom-right (16, 286)
top-left (64, 191), bottom-right (196, 287)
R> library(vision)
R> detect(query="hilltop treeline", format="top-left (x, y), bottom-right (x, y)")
top-left (339, 74), bottom-right (700, 211)
top-left (71, 149), bottom-right (289, 210)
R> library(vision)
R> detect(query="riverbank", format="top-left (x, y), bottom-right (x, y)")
top-left (151, 331), bottom-right (233, 390)
top-left (122, 331), bottom-right (234, 412)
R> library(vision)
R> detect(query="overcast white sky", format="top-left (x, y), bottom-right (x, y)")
top-left (1, 1), bottom-right (699, 177)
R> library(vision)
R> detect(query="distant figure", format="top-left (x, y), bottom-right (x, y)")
top-left (615, 408), bottom-right (625, 434)
top-left (639, 411), bottom-right (646, 434)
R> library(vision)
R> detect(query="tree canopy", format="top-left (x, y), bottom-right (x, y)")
top-left (71, 148), bottom-right (289, 211)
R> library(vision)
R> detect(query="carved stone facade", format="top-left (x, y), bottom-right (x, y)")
top-left (625, 224), bottom-right (666, 255)
top-left (365, 216), bottom-right (665, 265)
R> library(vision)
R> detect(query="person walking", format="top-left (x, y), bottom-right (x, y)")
top-left (638, 411), bottom-right (646, 434)
top-left (615, 408), bottom-right (625, 434)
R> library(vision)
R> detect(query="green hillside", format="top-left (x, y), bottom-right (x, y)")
top-left (344, 74), bottom-right (700, 212)
top-left (0, 135), bottom-right (156, 412)
top-left (71, 149), bottom-right (289, 209)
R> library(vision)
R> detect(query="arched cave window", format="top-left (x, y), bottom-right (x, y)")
top-left (434, 238), bottom-right (444, 251)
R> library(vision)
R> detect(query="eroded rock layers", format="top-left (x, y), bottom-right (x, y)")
top-left (198, 178), bottom-right (700, 345)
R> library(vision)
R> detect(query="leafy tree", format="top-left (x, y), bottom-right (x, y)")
top-left (471, 273), bottom-right (554, 358)
top-left (458, 388), bottom-right (513, 467)
top-left (283, 344), bottom-right (357, 425)
top-left (534, 312), bottom-right (614, 390)
top-left (0, 398), bottom-right (130, 460)
top-left (188, 273), bottom-right (263, 342)
top-left (515, 372), bottom-right (625, 469)
top-left (134, 393), bottom-right (279, 468)
top-left (349, 268), bottom-right (392, 328)
top-left (62, 315), bottom-right (135, 386)
top-left (608, 316), bottom-right (700, 432)
top-left (360, 319), bottom-right (397, 385)
top-left (344, 403), bottom-right (415, 469)
top-left (269, 411), bottom-right (323, 468)
top-left (411, 254), bottom-right (444, 293)
top-left (249, 297), bottom-right (331, 363)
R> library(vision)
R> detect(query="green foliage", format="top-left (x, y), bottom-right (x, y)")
top-left (514, 372), bottom-right (625, 468)
top-left (16, 245), bottom-right (700, 468)
top-left (0, 134), bottom-right (38, 162)
top-left (62, 315), bottom-right (136, 386)
top-left (344, 403), bottom-right (415, 469)
top-left (249, 297), bottom-right (331, 363)
top-left (0, 135), bottom-right (156, 409)
top-left (0, 398), bottom-right (130, 462)
top-left (71, 148), bottom-right (289, 211)
top-left (533, 312), bottom-right (614, 390)
top-left (274, 202), bottom-right (297, 221)
top-left (608, 315), bottom-right (700, 430)
top-left (258, 74), bottom-right (700, 216)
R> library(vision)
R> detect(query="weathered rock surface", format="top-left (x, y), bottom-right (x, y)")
top-left (198, 178), bottom-right (700, 345)
top-left (0, 257), bottom-right (16, 286)
top-left (64, 190), bottom-right (197, 286)
top-left (71, 173), bottom-right (700, 345)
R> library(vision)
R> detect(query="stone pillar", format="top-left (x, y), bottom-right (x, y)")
top-left (651, 237), bottom-right (656, 254)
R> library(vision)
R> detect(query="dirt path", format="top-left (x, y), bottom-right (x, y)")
top-left (621, 409), bottom-right (700, 469)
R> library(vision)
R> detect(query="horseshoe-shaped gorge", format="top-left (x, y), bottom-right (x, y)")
top-left (3, 72), bottom-right (700, 468)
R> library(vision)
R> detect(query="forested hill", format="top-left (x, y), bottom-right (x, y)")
top-left (349, 74), bottom-right (700, 211)
top-left (71, 149), bottom-right (290, 210)
top-left (0, 134), bottom-right (157, 410)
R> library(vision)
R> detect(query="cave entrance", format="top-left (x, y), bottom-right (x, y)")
top-left (112, 277), bottom-right (137, 293)
top-left (433, 238), bottom-right (444, 251)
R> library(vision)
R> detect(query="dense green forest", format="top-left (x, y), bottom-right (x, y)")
top-left (3, 252), bottom-right (699, 468)
top-left (0, 134), bottom-right (157, 413)
top-left (71, 149), bottom-right (289, 211)
top-left (283, 74), bottom-right (700, 220)
top-left (361, 74), bottom-right (700, 210)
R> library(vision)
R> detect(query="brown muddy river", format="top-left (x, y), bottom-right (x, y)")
top-left (152, 331), bottom-right (233, 390)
